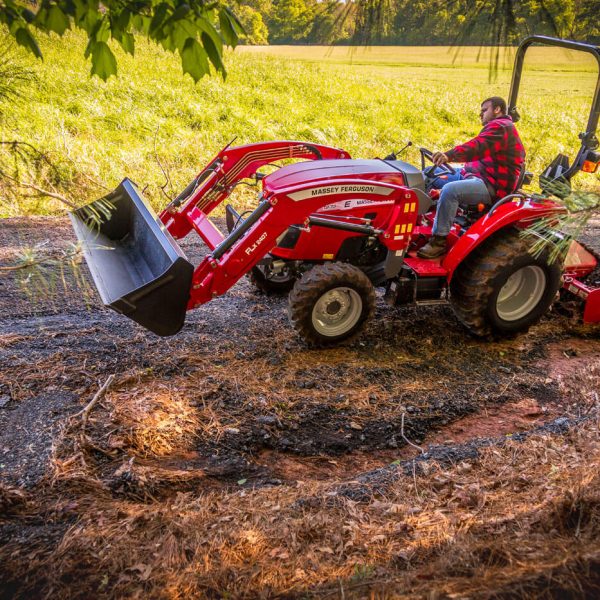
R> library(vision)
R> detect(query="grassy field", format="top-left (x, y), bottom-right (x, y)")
top-left (0, 33), bottom-right (598, 217)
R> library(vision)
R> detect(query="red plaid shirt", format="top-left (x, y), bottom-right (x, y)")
top-left (445, 116), bottom-right (525, 202)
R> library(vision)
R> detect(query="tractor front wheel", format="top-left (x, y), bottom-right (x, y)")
top-left (450, 228), bottom-right (562, 337)
top-left (288, 263), bottom-right (375, 346)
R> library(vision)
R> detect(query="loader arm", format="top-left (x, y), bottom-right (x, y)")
top-left (160, 141), bottom-right (351, 243)
top-left (71, 142), bottom-right (351, 337)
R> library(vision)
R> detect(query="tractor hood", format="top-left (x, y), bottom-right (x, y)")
top-left (262, 159), bottom-right (425, 195)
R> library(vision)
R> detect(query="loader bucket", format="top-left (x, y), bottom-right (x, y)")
top-left (70, 178), bottom-right (194, 336)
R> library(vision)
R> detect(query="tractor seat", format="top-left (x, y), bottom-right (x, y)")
top-left (514, 163), bottom-right (533, 192)
top-left (454, 203), bottom-right (491, 229)
top-left (454, 164), bottom-right (532, 229)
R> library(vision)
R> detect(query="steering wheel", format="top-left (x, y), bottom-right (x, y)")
top-left (420, 147), bottom-right (456, 178)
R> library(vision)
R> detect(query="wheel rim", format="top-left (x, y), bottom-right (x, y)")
top-left (496, 265), bottom-right (547, 322)
top-left (312, 287), bottom-right (363, 337)
top-left (264, 266), bottom-right (294, 284)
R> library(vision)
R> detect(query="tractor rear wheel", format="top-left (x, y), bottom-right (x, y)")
top-left (249, 264), bottom-right (296, 294)
top-left (450, 228), bottom-right (562, 337)
top-left (288, 263), bottom-right (375, 346)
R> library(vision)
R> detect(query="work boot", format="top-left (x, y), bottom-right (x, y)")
top-left (417, 235), bottom-right (448, 259)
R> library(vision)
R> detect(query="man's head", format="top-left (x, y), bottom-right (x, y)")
top-left (480, 96), bottom-right (506, 125)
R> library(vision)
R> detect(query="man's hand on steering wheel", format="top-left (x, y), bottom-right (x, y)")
top-left (432, 152), bottom-right (450, 167)
top-left (420, 147), bottom-right (456, 177)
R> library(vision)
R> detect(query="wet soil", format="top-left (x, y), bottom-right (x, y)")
top-left (0, 216), bottom-right (599, 564)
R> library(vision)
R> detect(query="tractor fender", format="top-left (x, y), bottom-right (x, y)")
top-left (442, 199), bottom-right (565, 283)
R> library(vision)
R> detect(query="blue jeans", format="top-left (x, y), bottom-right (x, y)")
top-left (433, 176), bottom-right (492, 236)
top-left (428, 169), bottom-right (463, 190)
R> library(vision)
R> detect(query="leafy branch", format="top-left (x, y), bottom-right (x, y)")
top-left (524, 190), bottom-right (600, 263)
top-left (0, 244), bottom-right (81, 272)
top-left (2, 171), bottom-right (77, 209)
top-left (0, 0), bottom-right (244, 82)
top-left (0, 140), bottom-right (80, 212)
top-left (2, 241), bottom-right (95, 311)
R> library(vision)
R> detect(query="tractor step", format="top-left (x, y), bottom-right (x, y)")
top-left (414, 299), bottom-right (448, 306)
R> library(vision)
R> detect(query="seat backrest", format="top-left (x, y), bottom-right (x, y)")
top-left (515, 162), bottom-right (533, 192)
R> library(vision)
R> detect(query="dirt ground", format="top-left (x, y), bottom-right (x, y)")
top-left (1, 216), bottom-right (600, 599)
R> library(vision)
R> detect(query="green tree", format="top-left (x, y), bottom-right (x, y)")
top-left (236, 5), bottom-right (269, 44)
top-left (0, 33), bottom-right (35, 101)
top-left (238, 0), bottom-right (273, 16)
top-left (350, 0), bottom-right (596, 46)
top-left (306, 0), bottom-right (354, 44)
top-left (267, 0), bottom-right (315, 43)
top-left (0, 0), bottom-right (244, 82)
top-left (571, 0), bottom-right (600, 42)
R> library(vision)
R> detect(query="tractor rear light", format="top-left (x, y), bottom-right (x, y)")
top-left (582, 150), bottom-right (600, 173)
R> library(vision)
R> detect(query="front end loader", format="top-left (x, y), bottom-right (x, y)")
top-left (71, 36), bottom-right (600, 346)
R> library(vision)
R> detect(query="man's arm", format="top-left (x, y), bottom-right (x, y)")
top-left (441, 121), bottom-right (505, 164)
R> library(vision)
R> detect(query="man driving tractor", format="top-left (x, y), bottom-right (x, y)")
top-left (418, 96), bottom-right (526, 259)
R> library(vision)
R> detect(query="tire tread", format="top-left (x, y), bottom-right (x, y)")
top-left (450, 228), bottom-right (562, 337)
top-left (288, 263), bottom-right (375, 347)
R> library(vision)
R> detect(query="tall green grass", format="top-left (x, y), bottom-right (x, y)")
top-left (0, 32), bottom-right (598, 217)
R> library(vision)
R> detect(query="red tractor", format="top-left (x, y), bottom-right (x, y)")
top-left (71, 36), bottom-right (600, 346)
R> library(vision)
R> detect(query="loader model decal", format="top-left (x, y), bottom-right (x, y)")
top-left (245, 232), bottom-right (268, 255)
top-left (319, 198), bottom-right (394, 212)
top-left (289, 185), bottom-right (394, 201)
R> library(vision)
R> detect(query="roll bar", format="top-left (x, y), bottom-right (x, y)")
top-left (507, 35), bottom-right (600, 180)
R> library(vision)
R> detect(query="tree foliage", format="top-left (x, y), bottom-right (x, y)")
top-left (1, 1), bottom-right (598, 77)
top-left (235, 4), bottom-right (269, 45)
top-left (0, 0), bottom-right (244, 82)
top-left (351, 0), bottom-right (599, 46)
top-left (0, 33), bottom-right (36, 101)
top-left (233, 0), bottom-right (599, 46)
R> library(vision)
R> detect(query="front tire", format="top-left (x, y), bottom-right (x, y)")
top-left (450, 228), bottom-right (562, 337)
top-left (288, 263), bottom-right (375, 346)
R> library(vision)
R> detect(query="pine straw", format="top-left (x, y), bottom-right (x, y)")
top-left (184, 348), bottom-right (395, 411)
top-left (2, 415), bottom-right (600, 599)
top-left (40, 377), bottom-right (210, 506)
top-left (109, 388), bottom-right (201, 457)
top-left (2, 321), bottom-right (598, 598)
top-left (109, 347), bottom-right (505, 442)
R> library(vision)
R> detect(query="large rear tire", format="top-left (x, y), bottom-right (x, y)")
top-left (450, 228), bottom-right (562, 337)
top-left (288, 263), bottom-right (375, 346)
